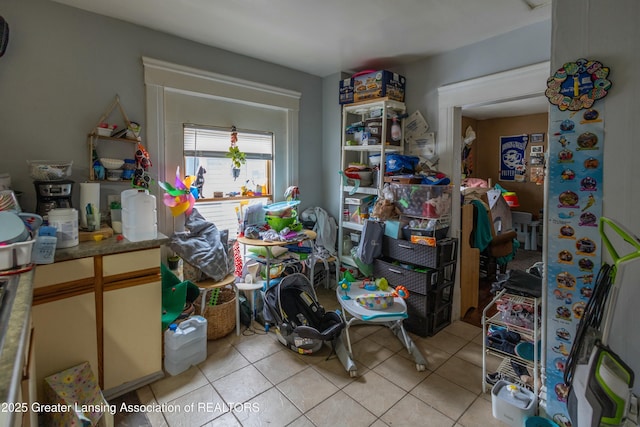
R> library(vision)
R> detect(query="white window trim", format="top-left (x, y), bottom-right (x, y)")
top-left (142, 57), bottom-right (301, 235)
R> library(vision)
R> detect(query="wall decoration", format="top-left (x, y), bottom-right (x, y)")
top-left (531, 145), bottom-right (544, 154)
top-left (545, 58), bottom-right (612, 111)
top-left (499, 134), bottom-right (528, 181)
top-left (530, 166), bottom-right (544, 185)
top-left (531, 133), bottom-right (545, 143)
top-left (544, 103), bottom-right (605, 421)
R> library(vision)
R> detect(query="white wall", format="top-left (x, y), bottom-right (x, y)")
top-left (552, 0), bottom-right (640, 240)
top-left (0, 0), bottom-right (324, 224)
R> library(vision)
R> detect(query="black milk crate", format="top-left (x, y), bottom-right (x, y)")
top-left (374, 258), bottom-right (441, 293)
top-left (427, 280), bottom-right (454, 312)
top-left (404, 302), bottom-right (453, 337)
top-left (382, 236), bottom-right (457, 269)
top-left (402, 281), bottom-right (453, 329)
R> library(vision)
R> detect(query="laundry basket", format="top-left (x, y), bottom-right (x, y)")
top-left (196, 287), bottom-right (236, 340)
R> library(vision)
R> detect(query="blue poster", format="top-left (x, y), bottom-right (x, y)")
top-left (544, 107), bottom-right (604, 426)
top-left (499, 134), bottom-right (528, 181)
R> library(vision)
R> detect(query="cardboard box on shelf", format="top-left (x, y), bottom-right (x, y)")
top-left (339, 70), bottom-right (406, 105)
top-left (344, 193), bottom-right (376, 206)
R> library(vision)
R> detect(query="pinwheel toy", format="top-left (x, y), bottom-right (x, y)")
top-left (158, 166), bottom-right (197, 217)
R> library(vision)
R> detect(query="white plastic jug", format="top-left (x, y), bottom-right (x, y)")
top-left (121, 189), bottom-right (157, 242)
top-left (164, 316), bottom-right (207, 376)
top-left (47, 208), bottom-right (79, 248)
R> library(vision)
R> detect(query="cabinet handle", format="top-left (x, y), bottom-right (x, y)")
top-left (398, 244), bottom-right (414, 250)
top-left (388, 268), bottom-right (404, 274)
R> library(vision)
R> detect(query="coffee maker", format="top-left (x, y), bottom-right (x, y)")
top-left (34, 179), bottom-right (74, 217)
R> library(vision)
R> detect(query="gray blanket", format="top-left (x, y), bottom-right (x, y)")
top-left (169, 208), bottom-right (233, 282)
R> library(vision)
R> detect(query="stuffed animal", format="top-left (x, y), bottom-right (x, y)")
top-left (372, 198), bottom-right (401, 221)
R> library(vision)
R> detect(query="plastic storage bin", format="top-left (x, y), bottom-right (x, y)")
top-left (121, 189), bottom-right (157, 242)
top-left (164, 316), bottom-right (207, 376)
top-left (392, 184), bottom-right (452, 218)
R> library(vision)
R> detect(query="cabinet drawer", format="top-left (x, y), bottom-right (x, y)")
top-left (33, 259), bottom-right (94, 288)
top-left (374, 258), bottom-right (442, 293)
top-left (103, 248), bottom-right (160, 276)
top-left (382, 236), bottom-right (457, 268)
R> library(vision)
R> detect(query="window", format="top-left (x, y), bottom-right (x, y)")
top-left (183, 124), bottom-right (273, 239)
top-left (143, 57), bottom-right (301, 237)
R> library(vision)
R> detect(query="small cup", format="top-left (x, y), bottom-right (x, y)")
top-left (87, 212), bottom-right (101, 232)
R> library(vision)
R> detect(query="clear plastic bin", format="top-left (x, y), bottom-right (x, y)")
top-left (392, 184), bottom-right (452, 218)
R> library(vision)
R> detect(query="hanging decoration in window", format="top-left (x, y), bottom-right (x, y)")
top-left (226, 125), bottom-right (246, 180)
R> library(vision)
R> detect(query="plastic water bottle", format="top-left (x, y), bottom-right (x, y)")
top-left (164, 316), bottom-right (207, 376)
top-left (121, 189), bottom-right (157, 242)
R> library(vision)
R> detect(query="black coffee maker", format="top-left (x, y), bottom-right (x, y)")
top-left (34, 180), bottom-right (74, 217)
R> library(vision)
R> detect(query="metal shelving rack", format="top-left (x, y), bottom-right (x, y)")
top-left (482, 288), bottom-right (541, 396)
top-left (337, 98), bottom-right (406, 269)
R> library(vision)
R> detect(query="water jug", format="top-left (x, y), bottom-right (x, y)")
top-left (164, 315), bottom-right (207, 376)
top-left (121, 189), bottom-right (157, 242)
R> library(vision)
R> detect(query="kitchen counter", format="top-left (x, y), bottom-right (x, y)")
top-left (54, 233), bottom-right (170, 262)
top-left (0, 269), bottom-right (33, 423)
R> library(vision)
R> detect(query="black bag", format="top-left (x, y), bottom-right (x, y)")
top-left (504, 269), bottom-right (542, 298)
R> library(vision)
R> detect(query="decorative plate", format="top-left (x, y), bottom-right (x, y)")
top-left (545, 58), bottom-right (611, 111)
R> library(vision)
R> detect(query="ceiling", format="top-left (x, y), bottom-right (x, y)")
top-left (462, 95), bottom-right (549, 120)
top-left (52, 0), bottom-right (552, 118)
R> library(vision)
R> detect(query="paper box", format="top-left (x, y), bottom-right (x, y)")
top-left (339, 70), bottom-right (406, 105)
top-left (345, 194), bottom-right (376, 206)
top-left (43, 362), bottom-right (113, 427)
top-left (339, 78), bottom-right (355, 105)
top-left (353, 70), bottom-right (406, 103)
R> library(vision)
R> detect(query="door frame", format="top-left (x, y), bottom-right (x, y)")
top-left (437, 61), bottom-right (550, 321)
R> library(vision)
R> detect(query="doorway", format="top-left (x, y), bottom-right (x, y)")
top-left (437, 61), bottom-right (550, 322)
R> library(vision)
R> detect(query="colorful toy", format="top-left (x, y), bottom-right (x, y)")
top-left (360, 278), bottom-right (377, 291)
top-left (339, 278), bottom-right (351, 300)
top-left (375, 277), bottom-right (389, 291)
top-left (391, 285), bottom-right (410, 299)
top-left (158, 166), bottom-right (197, 217)
top-left (284, 186), bottom-right (300, 201)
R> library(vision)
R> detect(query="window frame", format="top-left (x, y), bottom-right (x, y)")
top-left (143, 57), bottom-right (301, 236)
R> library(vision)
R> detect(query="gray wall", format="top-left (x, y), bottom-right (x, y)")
top-left (320, 20), bottom-right (551, 220)
top-left (552, 0), bottom-right (640, 237)
top-left (0, 0), bottom-right (324, 220)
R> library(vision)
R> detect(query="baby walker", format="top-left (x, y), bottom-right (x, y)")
top-left (334, 277), bottom-right (427, 377)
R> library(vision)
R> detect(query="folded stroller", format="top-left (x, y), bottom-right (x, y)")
top-left (263, 273), bottom-right (345, 355)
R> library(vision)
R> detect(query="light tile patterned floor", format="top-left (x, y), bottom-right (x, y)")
top-left (136, 287), bottom-right (509, 427)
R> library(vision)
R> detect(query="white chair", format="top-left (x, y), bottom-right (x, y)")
top-left (511, 211), bottom-right (540, 250)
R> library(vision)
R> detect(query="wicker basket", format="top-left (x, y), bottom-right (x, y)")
top-left (196, 287), bottom-right (236, 340)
